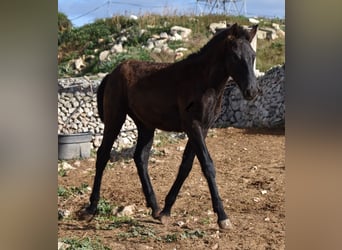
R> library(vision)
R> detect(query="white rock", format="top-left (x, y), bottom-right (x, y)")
top-left (129, 15), bottom-right (138, 20)
top-left (272, 23), bottom-right (280, 30)
top-left (175, 47), bottom-right (188, 52)
top-left (74, 57), bottom-right (85, 70)
top-left (99, 50), bottom-right (110, 62)
top-left (170, 32), bottom-right (182, 41)
top-left (160, 32), bottom-right (169, 39)
top-left (116, 204), bottom-right (136, 217)
top-left (249, 18), bottom-right (260, 24)
top-left (59, 162), bottom-right (75, 170)
top-left (111, 43), bottom-right (123, 53)
top-left (209, 21), bottom-right (227, 33)
top-left (58, 242), bottom-right (70, 250)
top-left (170, 26), bottom-right (192, 39)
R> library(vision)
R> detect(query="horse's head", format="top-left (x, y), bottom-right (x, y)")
top-left (224, 23), bottom-right (259, 100)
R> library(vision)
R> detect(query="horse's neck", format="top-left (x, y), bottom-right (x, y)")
top-left (186, 55), bottom-right (230, 92)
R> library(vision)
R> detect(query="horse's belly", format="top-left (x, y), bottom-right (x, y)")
top-left (130, 104), bottom-right (183, 132)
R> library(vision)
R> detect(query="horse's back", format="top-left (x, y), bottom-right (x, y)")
top-left (107, 60), bottom-right (183, 131)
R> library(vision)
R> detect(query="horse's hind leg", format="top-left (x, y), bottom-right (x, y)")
top-left (159, 141), bottom-right (195, 221)
top-left (84, 112), bottom-right (126, 219)
top-left (133, 124), bottom-right (160, 219)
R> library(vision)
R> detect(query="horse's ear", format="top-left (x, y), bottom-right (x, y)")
top-left (230, 23), bottom-right (238, 34)
top-left (228, 23), bottom-right (238, 40)
top-left (249, 24), bottom-right (258, 42)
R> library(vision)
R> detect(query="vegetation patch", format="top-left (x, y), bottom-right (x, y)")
top-left (60, 237), bottom-right (110, 250)
top-left (58, 13), bottom-right (285, 77)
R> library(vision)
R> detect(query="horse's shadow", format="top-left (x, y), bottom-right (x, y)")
top-left (109, 146), bottom-right (136, 162)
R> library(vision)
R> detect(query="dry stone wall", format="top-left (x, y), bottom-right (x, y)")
top-left (58, 64), bottom-right (284, 149)
top-left (215, 64), bottom-right (285, 128)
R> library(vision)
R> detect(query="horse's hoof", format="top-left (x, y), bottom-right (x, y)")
top-left (77, 208), bottom-right (95, 222)
top-left (218, 219), bottom-right (233, 231)
top-left (159, 214), bottom-right (170, 226)
top-left (152, 209), bottom-right (162, 220)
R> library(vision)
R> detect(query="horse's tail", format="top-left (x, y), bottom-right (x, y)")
top-left (97, 74), bottom-right (108, 122)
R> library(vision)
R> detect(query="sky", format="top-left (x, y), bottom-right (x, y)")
top-left (58, 0), bottom-right (285, 27)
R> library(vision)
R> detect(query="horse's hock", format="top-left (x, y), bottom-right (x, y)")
top-left (57, 64), bottom-right (284, 149)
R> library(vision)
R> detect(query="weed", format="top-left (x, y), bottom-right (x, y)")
top-left (58, 186), bottom-right (70, 198)
top-left (60, 237), bottom-right (110, 250)
top-left (118, 225), bottom-right (160, 241)
top-left (163, 233), bottom-right (178, 242)
top-left (180, 229), bottom-right (205, 239)
top-left (97, 198), bottom-right (114, 217)
top-left (58, 183), bottom-right (89, 199)
top-left (70, 183), bottom-right (89, 195)
top-left (256, 38), bottom-right (285, 72)
top-left (153, 131), bottom-right (179, 147)
top-left (201, 216), bottom-right (211, 225)
top-left (58, 168), bottom-right (67, 177)
top-left (168, 40), bottom-right (184, 50)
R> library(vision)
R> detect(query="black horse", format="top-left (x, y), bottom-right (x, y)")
top-left (82, 23), bottom-right (259, 230)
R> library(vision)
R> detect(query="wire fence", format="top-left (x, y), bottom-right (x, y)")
top-left (65, 0), bottom-right (283, 26)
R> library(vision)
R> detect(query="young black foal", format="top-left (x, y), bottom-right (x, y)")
top-left (82, 23), bottom-right (259, 230)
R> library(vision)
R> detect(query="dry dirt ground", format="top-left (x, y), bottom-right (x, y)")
top-left (58, 127), bottom-right (285, 250)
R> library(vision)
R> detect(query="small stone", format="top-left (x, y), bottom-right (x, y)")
top-left (99, 50), bottom-right (110, 61)
top-left (116, 205), bottom-right (136, 217)
top-left (58, 242), bottom-right (70, 250)
top-left (175, 220), bottom-right (185, 227)
top-left (211, 243), bottom-right (219, 250)
top-left (251, 165), bottom-right (258, 171)
top-left (253, 197), bottom-right (261, 202)
top-left (59, 162), bottom-right (75, 170)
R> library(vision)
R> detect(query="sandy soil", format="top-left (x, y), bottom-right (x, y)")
top-left (58, 127), bottom-right (285, 250)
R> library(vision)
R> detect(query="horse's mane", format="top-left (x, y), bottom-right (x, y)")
top-left (184, 24), bottom-right (250, 61)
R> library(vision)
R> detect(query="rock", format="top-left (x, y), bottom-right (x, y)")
top-left (170, 26), bottom-right (192, 39)
top-left (74, 57), bottom-right (85, 71)
top-left (58, 161), bottom-right (75, 171)
top-left (111, 43), bottom-right (123, 53)
top-left (277, 29), bottom-right (285, 37)
top-left (152, 47), bottom-right (162, 53)
top-left (146, 40), bottom-right (155, 50)
top-left (58, 242), bottom-right (70, 250)
top-left (154, 39), bottom-right (167, 48)
top-left (257, 30), bottom-right (267, 40)
top-left (211, 243), bottom-right (219, 250)
top-left (175, 47), bottom-right (188, 52)
top-left (160, 32), bottom-right (169, 39)
top-left (260, 27), bottom-right (278, 40)
top-left (115, 204), bottom-right (136, 217)
top-left (272, 23), bottom-right (280, 30)
top-left (129, 14), bottom-right (138, 20)
top-left (249, 18), bottom-right (260, 24)
top-left (175, 52), bottom-right (184, 60)
top-left (209, 21), bottom-right (227, 33)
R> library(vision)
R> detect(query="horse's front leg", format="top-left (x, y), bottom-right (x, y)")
top-left (187, 121), bottom-right (233, 230)
top-left (133, 125), bottom-right (160, 218)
